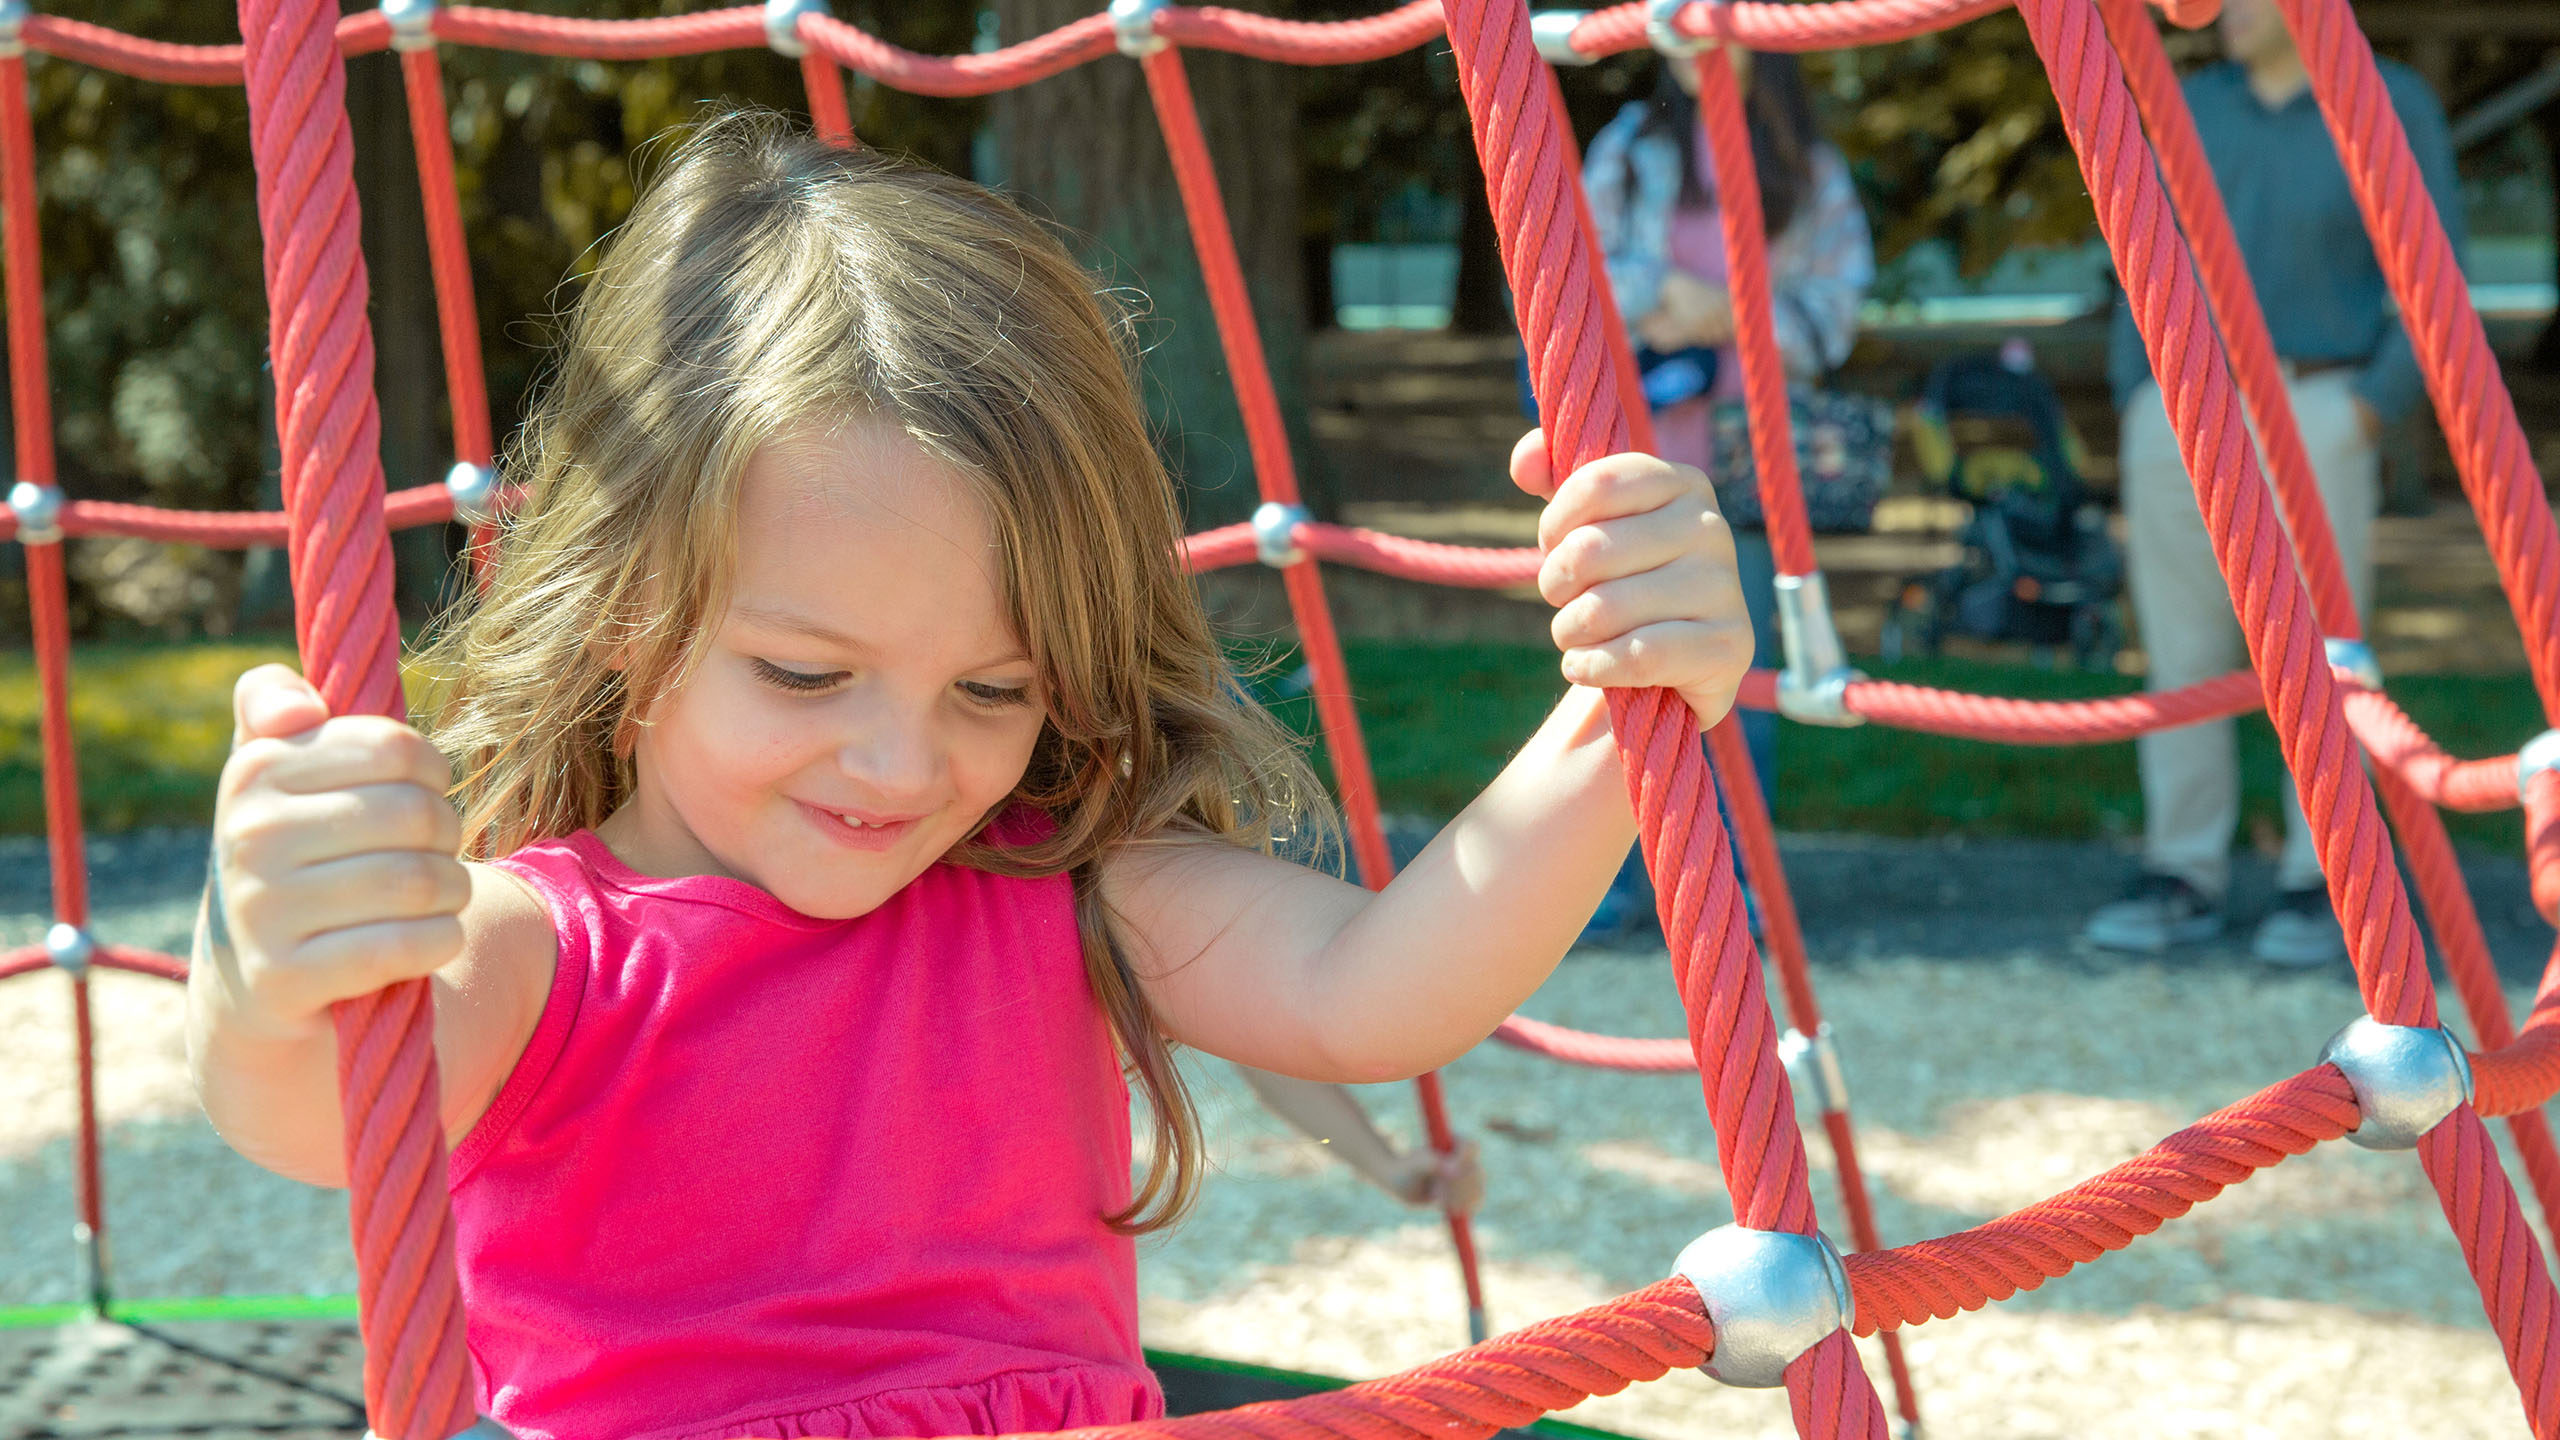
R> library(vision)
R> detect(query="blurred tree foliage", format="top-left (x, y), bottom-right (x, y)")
top-left (6, 0), bottom-right (977, 637)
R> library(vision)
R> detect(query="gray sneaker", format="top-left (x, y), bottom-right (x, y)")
top-left (2252, 887), bottom-right (2348, 968)
top-left (2083, 873), bottom-right (2224, 953)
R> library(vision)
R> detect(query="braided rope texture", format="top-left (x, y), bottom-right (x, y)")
top-left (236, 0), bottom-right (474, 1435)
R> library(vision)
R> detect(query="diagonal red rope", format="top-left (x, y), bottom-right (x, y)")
top-left (2268, 0), bottom-right (2560, 724)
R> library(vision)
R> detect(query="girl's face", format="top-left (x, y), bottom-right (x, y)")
top-left (600, 418), bottom-right (1048, 918)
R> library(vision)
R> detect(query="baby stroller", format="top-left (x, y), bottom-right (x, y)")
top-left (1882, 344), bottom-right (2125, 670)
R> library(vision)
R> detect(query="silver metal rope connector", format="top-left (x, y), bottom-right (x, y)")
top-left (1530, 10), bottom-right (1596, 65)
top-left (1645, 0), bottom-right (1712, 56)
top-left (1252, 501), bottom-right (1310, 569)
top-left (1774, 571), bottom-right (1864, 727)
top-left (380, 0), bottom-right (438, 52)
top-left (2319, 1016), bottom-right (2474, 1151)
top-left (46, 922), bottom-right (95, 977)
top-left (2323, 636), bottom-right (2381, 691)
top-left (1779, 1023), bottom-right (1849, 1113)
top-left (1109, 0), bottom-right (1168, 57)
top-left (764, 0), bottom-right (828, 58)
top-left (2519, 729), bottom-right (2560, 803)
top-left (0, 0), bottom-right (29, 61)
top-left (443, 460), bottom-right (500, 528)
top-left (8, 479), bottom-right (63, 545)
top-left (1674, 1225), bottom-right (1852, 1388)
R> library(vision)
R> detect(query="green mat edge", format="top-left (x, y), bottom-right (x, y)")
top-left (0, 1295), bottom-right (1630, 1440)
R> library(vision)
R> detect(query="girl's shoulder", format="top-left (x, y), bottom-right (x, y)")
top-left (437, 858), bottom-right (562, 1152)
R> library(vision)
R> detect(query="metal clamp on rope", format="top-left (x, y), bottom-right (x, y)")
top-left (45, 923), bottom-right (94, 978)
top-left (764, 0), bottom-right (827, 58)
top-left (1530, 10), bottom-right (1596, 65)
top-left (1252, 501), bottom-right (1310, 569)
top-left (2319, 1016), bottom-right (2474, 1151)
top-left (1778, 1023), bottom-right (1849, 1113)
top-left (2324, 637), bottom-right (2381, 692)
top-left (7, 480), bottom-right (63, 545)
top-left (444, 460), bottom-right (500, 528)
top-left (1645, 0), bottom-right (1713, 56)
top-left (366, 1419), bottom-right (516, 1440)
top-left (2519, 729), bottom-right (2560, 803)
top-left (1673, 1224), bottom-right (1851, 1388)
top-left (1109, 0), bottom-right (1168, 58)
top-left (380, 0), bottom-right (437, 51)
top-left (0, 0), bottom-right (29, 61)
top-left (1774, 571), bottom-right (1864, 727)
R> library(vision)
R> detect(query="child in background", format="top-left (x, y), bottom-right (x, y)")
top-left (189, 114), bottom-right (1744, 1440)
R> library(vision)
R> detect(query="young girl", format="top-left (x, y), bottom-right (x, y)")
top-left (188, 113), bottom-right (1748, 1440)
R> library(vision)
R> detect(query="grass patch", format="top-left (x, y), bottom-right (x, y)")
top-left (1, 637), bottom-right (2545, 852)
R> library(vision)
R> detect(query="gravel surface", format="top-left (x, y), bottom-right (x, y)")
top-left (3, 826), bottom-right (2553, 1437)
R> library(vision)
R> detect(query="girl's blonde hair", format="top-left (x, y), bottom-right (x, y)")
top-left (418, 110), bottom-right (1328, 1233)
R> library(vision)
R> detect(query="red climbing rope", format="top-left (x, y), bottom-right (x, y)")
top-left (2273, 0), bottom-right (2560, 728)
top-left (237, 0), bottom-right (475, 1435)
top-left (1443, 0), bottom-right (1888, 1433)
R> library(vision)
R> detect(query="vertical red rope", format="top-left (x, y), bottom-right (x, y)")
top-left (2, 42), bottom-right (113, 1311)
top-left (1689, 47), bottom-right (1815, 580)
top-left (802, 50), bottom-right (855, 147)
top-left (395, 42), bottom-right (500, 575)
top-left (238, 1), bottom-right (474, 1434)
top-left (1552, 42), bottom-right (1917, 1435)
top-left (2095, 0), bottom-right (2358, 639)
top-left (2270, 0), bottom-right (2560, 721)
top-left (1133, 41), bottom-right (1485, 1334)
top-left (1442, 3), bottom-right (1886, 1435)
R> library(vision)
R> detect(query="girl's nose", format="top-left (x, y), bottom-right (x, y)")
top-left (835, 708), bottom-right (941, 806)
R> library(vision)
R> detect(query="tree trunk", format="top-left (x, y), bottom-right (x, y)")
top-left (987, 0), bottom-right (1332, 525)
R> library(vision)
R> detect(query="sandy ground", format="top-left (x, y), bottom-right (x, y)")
top-left (2, 830), bottom-right (2552, 1437)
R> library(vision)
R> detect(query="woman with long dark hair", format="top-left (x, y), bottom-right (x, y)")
top-left (1578, 49), bottom-right (1874, 941)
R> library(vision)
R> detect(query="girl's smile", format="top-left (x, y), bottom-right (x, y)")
top-left (595, 417), bottom-right (1048, 918)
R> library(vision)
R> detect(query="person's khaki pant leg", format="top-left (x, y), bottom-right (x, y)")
top-left (2273, 371), bottom-right (2380, 892)
top-left (2119, 373), bottom-right (2380, 902)
top-left (2122, 380), bottom-right (2248, 901)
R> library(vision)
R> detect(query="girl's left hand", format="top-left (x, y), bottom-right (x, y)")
top-left (1511, 428), bottom-right (1751, 729)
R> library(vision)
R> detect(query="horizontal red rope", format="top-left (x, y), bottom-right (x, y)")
top-left (2345, 688), bottom-right (2522, 813)
top-left (0, 482), bottom-right (512, 547)
top-left (1491, 1016), bottom-right (1699, 1071)
top-left (0, 948), bottom-right (48, 984)
top-left (15, 0), bottom-right (2029, 94)
top-left (96, 945), bottom-right (190, 982)
top-left (1560, 0), bottom-right (2013, 60)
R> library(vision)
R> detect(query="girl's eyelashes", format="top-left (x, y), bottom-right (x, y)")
top-left (751, 658), bottom-right (847, 692)
top-left (959, 680), bottom-right (1035, 710)
top-left (750, 657), bottom-right (1031, 709)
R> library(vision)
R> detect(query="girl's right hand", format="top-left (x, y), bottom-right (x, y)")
top-left (207, 664), bottom-right (471, 1041)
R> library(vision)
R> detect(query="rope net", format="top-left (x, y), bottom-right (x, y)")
top-left (6, 1), bottom-right (2559, 1437)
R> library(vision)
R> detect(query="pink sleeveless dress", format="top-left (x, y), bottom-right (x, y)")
top-left (448, 823), bottom-right (1161, 1440)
